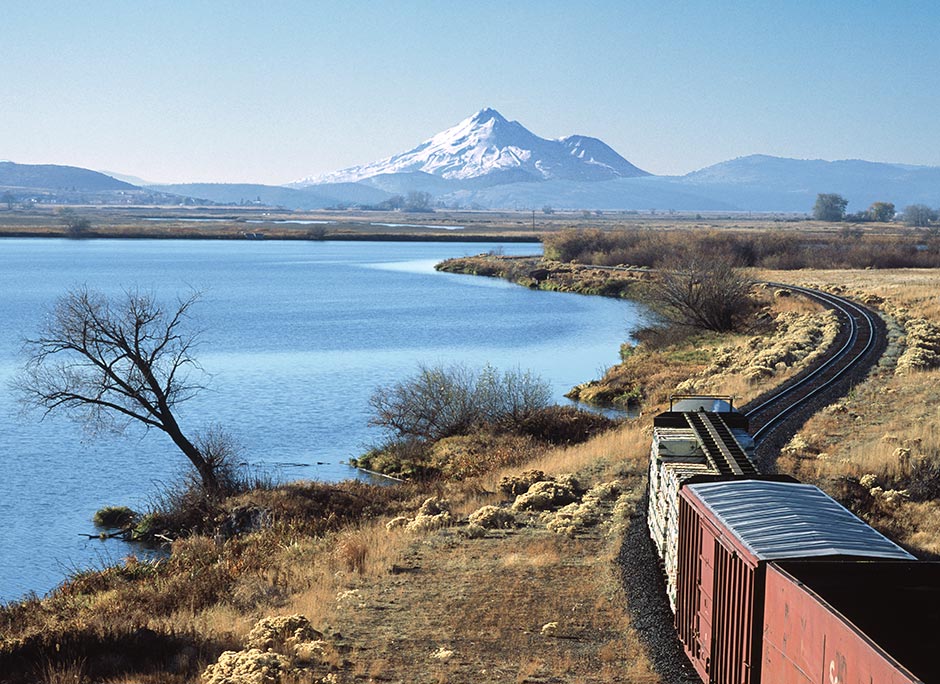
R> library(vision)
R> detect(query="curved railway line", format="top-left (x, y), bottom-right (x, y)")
top-left (742, 283), bottom-right (880, 442)
top-left (619, 282), bottom-right (889, 683)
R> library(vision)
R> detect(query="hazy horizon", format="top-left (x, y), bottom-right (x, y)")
top-left (4, 2), bottom-right (939, 185)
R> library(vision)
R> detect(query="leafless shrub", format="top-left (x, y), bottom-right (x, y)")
top-left (647, 256), bottom-right (755, 332)
top-left (368, 363), bottom-right (551, 442)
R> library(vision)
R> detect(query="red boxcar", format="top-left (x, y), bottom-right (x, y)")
top-left (676, 480), bottom-right (914, 684)
top-left (763, 560), bottom-right (940, 684)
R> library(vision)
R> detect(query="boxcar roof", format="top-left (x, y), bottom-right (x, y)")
top-left (684, 480), bottom-right (915, 561)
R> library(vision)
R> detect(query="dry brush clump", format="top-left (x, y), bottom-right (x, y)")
top-left (546, 481), bottom-right (625, 537)
top-left (676, 306), bottom-right (839, 394)
top-left (384, 496), bottom-right (454, 534)
top-left (512, 478), bottom-right (581, 511)
top-left (497, 469), bottom-right (553, 497)
top-left (472, 468), bottom-right (631, 539)
top-left (467, 504), bottom-right (517, 530)
top-left (895, 317), bottom-right (940, 373)
top-left (202, 614), bottom-right (342, 684)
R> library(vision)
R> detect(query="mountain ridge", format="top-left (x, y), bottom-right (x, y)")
top-left (0, 161), bottom-right (136, 192)
top-left (293, 108), bottom-right (649, 186)
top-left (290, 109), bottom-right (940, 211)
top-left (5, 109), bottom-right (940, 212)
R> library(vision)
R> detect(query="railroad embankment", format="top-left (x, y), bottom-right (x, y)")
top-left (4, 261), bottom-right (938, 684)
top-left (764, 269), bottom-right (940, 557)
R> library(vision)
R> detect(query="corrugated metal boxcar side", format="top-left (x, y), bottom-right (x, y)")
top-left (763, 560), bottom-right (940, 684)
top-left (677, 492), bottom-right (761, 684)
top-left (675, 481), bottom-right (915, 684)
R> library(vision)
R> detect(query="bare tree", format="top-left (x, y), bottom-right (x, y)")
top-left (369, 363), bottom-right (479, 442)
top-left (58, 208), bottom-right (92, 238)
top-left (649, 257), bottom-right (754, 333)
top-left (904, 204), bottom-right (937, 227)
top-left (18, 287), bottom-right (228, 494)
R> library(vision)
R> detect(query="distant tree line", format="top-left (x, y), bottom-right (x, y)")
top-left (812, 193), bottom-right (938, 226)
top-left (543, 227), bottom-right (940, 270)
top-left (361, 191), bottom-right (434, 212)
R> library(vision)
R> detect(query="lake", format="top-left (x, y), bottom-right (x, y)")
top-left (0, 238), bottom-right (646, 603)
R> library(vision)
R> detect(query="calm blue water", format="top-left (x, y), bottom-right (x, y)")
top-left (0, 239), bottom-right (645, 603)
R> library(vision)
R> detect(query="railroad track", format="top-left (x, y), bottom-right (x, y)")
top-left (739, 283), bottom-right (884, 467)
top-left (574, 260), bottom-right (887, 458)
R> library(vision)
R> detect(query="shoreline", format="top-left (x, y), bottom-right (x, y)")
top-left (0, 242), bottom-right (627, 607)
top-left (0, 229), bottom-right (542, 243)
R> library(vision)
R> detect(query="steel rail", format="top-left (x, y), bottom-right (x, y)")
top-left (745, 283), bottom-right (878, 443)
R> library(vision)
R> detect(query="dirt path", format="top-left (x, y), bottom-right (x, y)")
top-left (331, 515), bottom-right (656, 682)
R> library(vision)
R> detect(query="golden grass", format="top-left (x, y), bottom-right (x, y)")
top-left (493, 421), bottom-right (648, 483)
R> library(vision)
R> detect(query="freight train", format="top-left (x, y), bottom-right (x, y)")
top-left (648, 395), bottom-right (940, 684)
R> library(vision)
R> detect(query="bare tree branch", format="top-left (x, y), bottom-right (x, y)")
top-left (648, 257), bottom-right (755, 333)
top-left (17, 287), bottom-right (226, 493)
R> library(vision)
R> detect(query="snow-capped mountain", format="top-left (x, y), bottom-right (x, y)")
top-left (294, 108), bottom-right (649, 187)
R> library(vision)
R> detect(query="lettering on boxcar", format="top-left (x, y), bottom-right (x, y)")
top-left (829, 653), bottom-right (846, 684)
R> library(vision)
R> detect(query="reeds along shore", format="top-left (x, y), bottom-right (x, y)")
top-left (541, 228), bottom-right (940, 270)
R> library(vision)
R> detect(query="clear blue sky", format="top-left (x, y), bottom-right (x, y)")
top-left (3, 1), bottom-right (938, 184)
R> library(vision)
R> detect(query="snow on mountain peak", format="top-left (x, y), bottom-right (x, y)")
top-left (294, 109), bottom-right (648, 186)
top-left (470, 107), bottom-right (506, 124)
